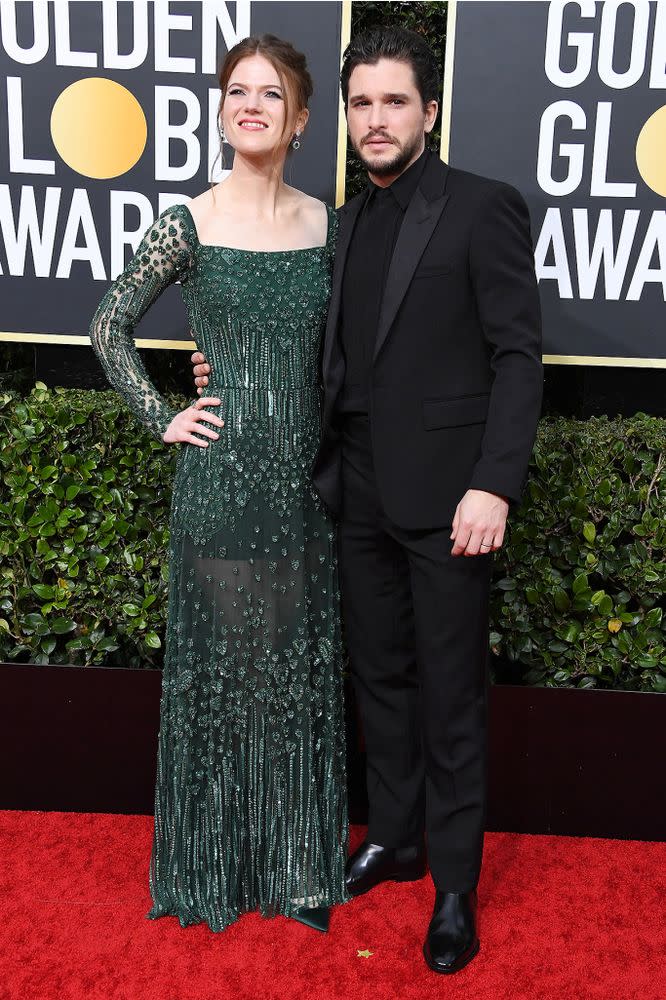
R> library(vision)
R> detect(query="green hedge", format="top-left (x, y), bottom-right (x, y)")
top-left (0, 385), bottom-right (174, 668)
top-left (1, 386), bottom-right (664, 690)
top-left (490, 415), bottom-right (665, 691)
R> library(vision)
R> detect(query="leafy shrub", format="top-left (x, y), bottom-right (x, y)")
top-left (0, 385), bottom-right (176, 668)
top-left (1, 388), bottom-right (664, 691)
top-left (492, 415), bottom-right (665, 691)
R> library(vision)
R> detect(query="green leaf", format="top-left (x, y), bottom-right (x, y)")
top-left (144, 631), bottom-right (161, 649)
top-left (552, 589), bottom-right (570, 612)
top-left (645, 608), bottom-right (663, 628)
top-left (598, 595), bottom-right (613, 617)
top-left (122, 603), bottom-right (141, 617)
top-left (582, 521), bottom-right (596, 543)
top-left (97, 638), bottom-right (119, 652)
top-left (562, 622), bottom-right (582, 643)
top-left (51, 617), bottom-right (76, 634)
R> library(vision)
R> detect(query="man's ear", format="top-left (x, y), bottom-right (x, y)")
top-left (424, 100), bottom-right (439, 134)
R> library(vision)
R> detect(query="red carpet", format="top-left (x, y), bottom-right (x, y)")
top-left (1, 811), bottom-right (664, 1000)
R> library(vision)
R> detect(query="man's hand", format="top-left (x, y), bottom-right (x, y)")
top-left (450, 489), bottom-right (509, 556)
top-left (191, 351), bottom-right (211, 396)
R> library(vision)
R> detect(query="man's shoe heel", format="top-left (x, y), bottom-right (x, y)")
top-left (391, 865), bottom-right (428, 882)
top-left (392, 864), bottom-right (427, 882)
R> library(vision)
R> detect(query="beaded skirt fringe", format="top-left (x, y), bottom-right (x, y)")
top-left (146, 705), bottom-right (350, 932)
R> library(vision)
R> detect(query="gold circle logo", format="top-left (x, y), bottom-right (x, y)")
top-left (636, 105), bottom-right (666, 198)
top-left (50, 77), bottom-right (147, 180)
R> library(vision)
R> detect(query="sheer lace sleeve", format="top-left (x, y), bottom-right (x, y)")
top-left (89, 205), bottom-right (194, 441)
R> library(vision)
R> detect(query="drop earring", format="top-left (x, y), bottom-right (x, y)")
top-left (292, 131), bottom-right (301, 150)
top-left (219, 120), bottom-right (226, 144)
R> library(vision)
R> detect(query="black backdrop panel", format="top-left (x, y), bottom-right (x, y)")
top-left (0, 1), bottom-right (345, 346)
top-left (446, 0), bottom-right (666, 364)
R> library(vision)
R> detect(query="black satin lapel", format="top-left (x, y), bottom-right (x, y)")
top-left (373, 189), bottom-right (450, 363)
top-left (322, 200), bottom-right (363, 379)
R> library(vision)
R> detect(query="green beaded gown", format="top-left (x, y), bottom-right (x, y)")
top-left (90, 201), bottom-right (348, 931)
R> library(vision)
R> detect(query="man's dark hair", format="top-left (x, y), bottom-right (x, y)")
top-left (340, 26), bottom-right (440, 110)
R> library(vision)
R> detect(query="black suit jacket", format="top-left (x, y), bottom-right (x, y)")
top-left (312, 151), bottom-right (544, 530)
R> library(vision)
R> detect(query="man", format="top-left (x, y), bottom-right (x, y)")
top-left (193, 26), bottom-right (543, 974)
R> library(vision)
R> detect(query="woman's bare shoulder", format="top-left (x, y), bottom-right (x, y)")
top-left (286, 187), bottom-right (328, 216)
top-left (186, 187), bottom-right (222, 222)
top-left (284, 189), bottom-right (329, 241)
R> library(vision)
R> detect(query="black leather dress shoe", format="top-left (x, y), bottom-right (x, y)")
top-left (345, 840), bottom-right (427, 897)
top-left (423, 890), bottom-right (480, 974)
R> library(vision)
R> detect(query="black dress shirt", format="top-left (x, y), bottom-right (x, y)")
top-left (338, 147), bottom-right (429, 415)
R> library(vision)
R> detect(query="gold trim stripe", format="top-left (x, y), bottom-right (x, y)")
top-left (0, 332), bottom-right (196, 350)
top-left (440, 0), bottom-right (457, 161)
top-left (542, 354), bottom-right (666, 369)
top-left (2, 332), bottom-right (665, 366)
top-left (335, 0), bottom-right (352, 207)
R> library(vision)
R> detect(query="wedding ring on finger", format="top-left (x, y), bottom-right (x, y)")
top-left (480, 541), bottom-right (492, 549)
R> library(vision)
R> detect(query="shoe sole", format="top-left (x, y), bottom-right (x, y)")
top-left (423, 938), bottom-right (480, 975)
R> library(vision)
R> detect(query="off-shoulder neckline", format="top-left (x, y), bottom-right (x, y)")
top-left (173, 201), bottom-right (335, 255)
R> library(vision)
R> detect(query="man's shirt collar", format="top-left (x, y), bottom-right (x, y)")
top-left (367, 146), bottom-right (429, 210)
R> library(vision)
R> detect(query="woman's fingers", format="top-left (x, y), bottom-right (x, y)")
top-left (189, 422), bottom-right (219, 441)
top-left (191, 399), bottom-right (224, 429)
top-left (163, 397), bottom-right (226, 447)
top-left (193, 411), bottom-right (224, 429)
top-left (182, 431), bottom-right (209, 448)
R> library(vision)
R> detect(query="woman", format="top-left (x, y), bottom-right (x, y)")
top-left (90, 35), bottom-right (348, 933)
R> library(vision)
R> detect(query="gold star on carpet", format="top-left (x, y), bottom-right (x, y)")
top-left (357, 949), bottom-right (373, 959)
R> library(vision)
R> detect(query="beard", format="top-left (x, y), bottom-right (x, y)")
top-left (352, 130), bottom-right (424, 177)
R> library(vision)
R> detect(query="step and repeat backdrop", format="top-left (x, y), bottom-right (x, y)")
top-left (2, 1), bottom-right (663, 366)
top-left (443, 0), bottom-right (665, 367)
top-left (0, 0), bottom-right (350, 350)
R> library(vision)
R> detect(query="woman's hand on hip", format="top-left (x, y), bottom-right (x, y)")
top-left (162, 397), bottom-right (224, 447)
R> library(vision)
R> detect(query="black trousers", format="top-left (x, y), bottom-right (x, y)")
top-left (338, 416), bottom-right (492, 891)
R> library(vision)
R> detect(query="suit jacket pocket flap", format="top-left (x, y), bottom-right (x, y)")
top-left (423, 393), bottom-right (490, 430)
